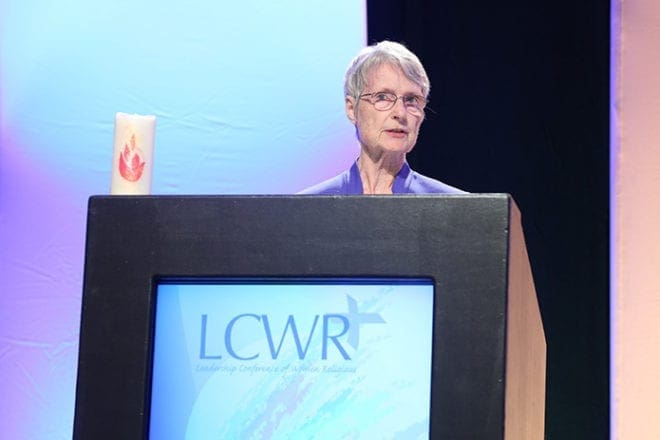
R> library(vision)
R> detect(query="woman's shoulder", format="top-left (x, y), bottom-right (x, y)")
top-left (407, 169), bottom-right (467, 194)
top-left (297, 169), bottom-right (352, 195)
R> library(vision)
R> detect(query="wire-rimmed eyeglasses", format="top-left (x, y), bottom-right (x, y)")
top-left (359, 91), bottom-right (427, 116)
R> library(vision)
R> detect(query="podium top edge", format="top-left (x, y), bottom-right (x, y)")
top-left (89, 193), bottom-right (511, 201)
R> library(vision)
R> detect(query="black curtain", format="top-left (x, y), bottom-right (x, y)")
top-left (367, 1), bottom-right (610, 438)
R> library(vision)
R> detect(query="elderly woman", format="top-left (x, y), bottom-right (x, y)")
top-left (301, 40), bottom-right (464, 195)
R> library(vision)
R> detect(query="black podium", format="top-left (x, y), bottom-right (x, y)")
top-left (74, 195), bottom-right (545, 439)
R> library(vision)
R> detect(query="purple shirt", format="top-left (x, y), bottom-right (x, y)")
top-left (299, 161), bottom-right (465, 195)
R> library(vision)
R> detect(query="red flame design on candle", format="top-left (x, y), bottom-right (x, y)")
top-left (118, 134), bottom-right (146, 182)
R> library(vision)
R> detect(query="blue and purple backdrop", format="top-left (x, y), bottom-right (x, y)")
top-left (0, 1), bottom-right (365, 437)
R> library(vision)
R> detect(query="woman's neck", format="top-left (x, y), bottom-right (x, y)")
top-left (357, 151), bottom-right (406, 194)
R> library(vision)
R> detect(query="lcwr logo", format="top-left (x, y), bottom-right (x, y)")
top-left (199, 295), bottom-right (385, 361)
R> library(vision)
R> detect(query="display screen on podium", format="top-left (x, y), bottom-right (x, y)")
top-left (149, 278), bottom-right (434, 439)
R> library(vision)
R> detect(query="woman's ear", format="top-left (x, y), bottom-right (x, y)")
top-left (345, 96), bottom-right (357, 124)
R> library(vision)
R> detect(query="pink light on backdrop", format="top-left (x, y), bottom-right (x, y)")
top-left (0, 140), bottom-right (84, 439)
top-left (611, 0), bottom-right (660, 438)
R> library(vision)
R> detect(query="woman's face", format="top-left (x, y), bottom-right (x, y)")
top-left (346, 63), bottom-right (425, 160)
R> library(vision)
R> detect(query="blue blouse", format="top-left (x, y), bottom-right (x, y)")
top-left (299, 161), bottom-right (465, 195)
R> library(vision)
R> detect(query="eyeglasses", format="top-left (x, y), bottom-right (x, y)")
top-left (359, 91), bottom-right (427, 115)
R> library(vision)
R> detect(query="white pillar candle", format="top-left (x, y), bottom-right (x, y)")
top-left (110, 112), bottom-right (156, 195)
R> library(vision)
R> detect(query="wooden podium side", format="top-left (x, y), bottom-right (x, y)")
top-left (505, 203), bottom-right (546, 439)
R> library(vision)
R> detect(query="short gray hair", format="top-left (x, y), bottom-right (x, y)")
top-left (344, 40), bottom-right (430, 99)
